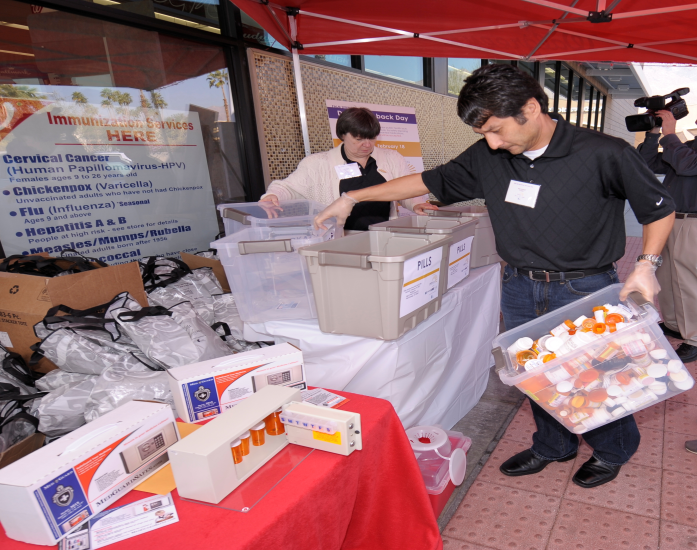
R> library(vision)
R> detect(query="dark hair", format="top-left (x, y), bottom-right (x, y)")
top-left (456, 64), bottom-right (549, 128)
top-left (336, 107), bottom-right (381, 140)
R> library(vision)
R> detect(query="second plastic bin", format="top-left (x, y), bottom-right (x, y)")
top-left (299, 231), bottom-right (452, 340)
top-left (369, 216), bottom-right (477, 290)
top-left (493, 285), bottom-right (694, 434)
top-left (211, 221), bottom-right (336, 323)
top-left (426, 205), bottom-right (502, 268)
top-left (217, 200), bottom-right (327, 236)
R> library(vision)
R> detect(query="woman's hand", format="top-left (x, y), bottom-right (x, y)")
top-left (413, 202), bottom-right (440, 216)
top-left (258, 194), bottom-right (283, 218)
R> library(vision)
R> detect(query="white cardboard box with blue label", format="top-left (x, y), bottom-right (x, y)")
top-left (0, 401), bottom-right (178, 546)
top-left (167, 343), bottom-right (306, 424)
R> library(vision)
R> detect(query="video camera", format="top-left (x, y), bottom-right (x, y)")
top-left (625, 87), bottom-right (690, 132)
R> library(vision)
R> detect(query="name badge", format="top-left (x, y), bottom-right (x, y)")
top-left (505, 179), bottom-right (541, 209)
top-left (335, 163), bottom-right (362, 179)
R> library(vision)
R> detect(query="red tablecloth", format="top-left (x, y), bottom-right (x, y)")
top-left (1, 391), bottom-right (442, 550)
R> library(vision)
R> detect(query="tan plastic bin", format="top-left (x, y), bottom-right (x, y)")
top-left (426, 206), bottom-right (501, 268)
top-left (298, 231), bottom-right (453, 340)
top-left (369, 216), bottom-right (477, 290)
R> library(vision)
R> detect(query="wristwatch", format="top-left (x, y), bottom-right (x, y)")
top-left (637, 254), bottom-right (663, 267)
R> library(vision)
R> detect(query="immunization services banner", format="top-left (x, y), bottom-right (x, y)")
top-left (325, 100), bottom-right (424, 174)
top-left (0, 99), bottom-right (218, 264)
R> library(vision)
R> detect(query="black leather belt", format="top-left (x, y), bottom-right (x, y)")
top-left (676, 213), bottom-right (697, 219)
top-left (512, 264), bottom-right (613, 282)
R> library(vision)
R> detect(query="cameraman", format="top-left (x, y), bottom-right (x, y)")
top-left (638, 109), bottom-right (697, 364)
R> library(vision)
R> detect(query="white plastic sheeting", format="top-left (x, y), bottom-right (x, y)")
top-left (244, 263), bottom-right (501, 429)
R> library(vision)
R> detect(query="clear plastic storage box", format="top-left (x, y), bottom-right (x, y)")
top-left (211, 221), bottom-right (337, 323)
top-left (425, 205), bottom-right (502, 268)
top-left (217, 200), bottom-right (327, 236)
top-left (369, 217), bottom-right (477, 290)
top-left (298, 231), bottom-right (453, 340)
top-left (493, 285), bottom-right (694, 434)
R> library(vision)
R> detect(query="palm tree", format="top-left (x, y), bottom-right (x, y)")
top-left (139, 90), bottom-right (152, 109)
top-left (72, 91), bottom-right (88, 105)
top-left (207, 70), bottom-right (230, 122)
top-left (100, 88), bottom-right (116, 116)
top-left (0, 84), bottom-right (45, 99)
top-left (150, 91), bottom-right (167, 110)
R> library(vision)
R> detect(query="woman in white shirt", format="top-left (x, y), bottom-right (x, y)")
top-left (260, 107), bottom-right (427, 230)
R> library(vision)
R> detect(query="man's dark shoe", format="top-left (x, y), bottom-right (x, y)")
top-left (685, 440), bottom-right (697, 454)
top-left (500, 449), bottom-right (577, 477)
top-left (572, 456), bottom-right (621, 488)
top-left (659, 322), bottom-right (683, 339)
top-left (676, 343), bottom-right (697, 363)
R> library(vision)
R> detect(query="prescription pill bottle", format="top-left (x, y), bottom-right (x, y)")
top-left (231, 438), bottom-right (243, 464)
top-left (516, 350), bottom-right (537, 368)
top-left (264, 408), bottom-right (285, 436)
top-left (239, 431), bottom-right (251, 456)
top-left (250, 422), bottom-right (266, 446)
top-left (510, 337), bottom-right (534, 353)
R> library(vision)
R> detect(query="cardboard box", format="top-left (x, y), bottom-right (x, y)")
top-left (168, 343), bottom-right (306, 423)
top-left (0, 401), bottom-right (178, 546)
top-left (180, 251), bottom-right (230, 293)
top-left (0, 261), bottom-right (148, 371)
top-left (0, 433), bottom-right (45, 470)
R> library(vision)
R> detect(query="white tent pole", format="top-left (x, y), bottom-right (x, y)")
top-left (289, 15), bottom-right (311, 158)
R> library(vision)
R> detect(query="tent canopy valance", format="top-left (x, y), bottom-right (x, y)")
top-left (233, 0), bottom-right (697, 64)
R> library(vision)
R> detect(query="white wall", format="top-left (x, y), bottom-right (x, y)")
top-left (603, 96), bottom-right (637, 145)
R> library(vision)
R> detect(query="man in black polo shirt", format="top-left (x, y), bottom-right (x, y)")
top-left (315, 64), bottom-right (676, 488)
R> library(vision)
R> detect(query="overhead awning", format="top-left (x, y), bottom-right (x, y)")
top-left (232, 0), bottom-right (697, 64)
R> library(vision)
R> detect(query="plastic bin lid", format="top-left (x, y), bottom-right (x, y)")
top-left (218, 200), bottom-right (324, 225)
top-left (369, 216), bottom-right (477, 235)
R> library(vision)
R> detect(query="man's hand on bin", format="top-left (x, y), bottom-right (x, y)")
top-left (412, 202), bottom-right (440, 216)
top-left (619, 260), bottom-right (661, 304)
top-left (314, 193), bottom-right (358, 229)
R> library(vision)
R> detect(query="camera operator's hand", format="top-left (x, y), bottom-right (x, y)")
top-left (656, 110), bottom-right (677, 135)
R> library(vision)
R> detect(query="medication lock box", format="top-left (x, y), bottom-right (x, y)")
top-left (168, 385), bottom-right (302, 504)
top-left (168, 385), bottom-right (362, 505)
top-left (168, 342), bottom-right (306, 423)
top-left (281, 401), bottom-right (362, 456)
top-left (0, 401), bottom-right (178, 546)
top-left (493, 285), bottom-right (694, 434)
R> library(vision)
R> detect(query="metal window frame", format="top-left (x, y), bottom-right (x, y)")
top-left (552, 61), bottom-right (561, 115)
top-left (593, 92), bottom-right (602, 130)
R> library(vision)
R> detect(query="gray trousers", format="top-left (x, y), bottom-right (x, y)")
top-left (657, 215), bottom-right (697, 346)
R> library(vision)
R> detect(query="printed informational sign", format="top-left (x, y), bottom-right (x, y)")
top-left (447, 235), bottom-right (474, 289)
top-left (326, 100), bottom-right (424, 174)
top-left (0, 102), bottom-right (219, 264)
top-left (400, 247), bottom-right (443, 318)
top-left (58, 494), bottom-right (178, 550)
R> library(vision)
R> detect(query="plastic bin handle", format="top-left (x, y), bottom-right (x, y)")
top-left (628, 291), bottom-right (652, 309)
top-left (427, 209), bottom-right (462, 218)
top-left (318, 251), bottom-right (370, 269)
top-left (238, 239), bottom-right (293, 255)
top-left (222, 208), bottom-right (251, 225)
top-left (492, 346), bottom-right (506, 373)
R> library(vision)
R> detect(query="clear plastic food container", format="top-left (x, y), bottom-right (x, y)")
top-left (217, 200), bottom-right (327, 236)
top-left (493, 285), bottom-right (694, 434)
top-left (211, 221), bottom-right (337, 323)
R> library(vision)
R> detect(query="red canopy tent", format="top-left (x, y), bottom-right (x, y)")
top-left (231, 0), bottom-right (697, 153)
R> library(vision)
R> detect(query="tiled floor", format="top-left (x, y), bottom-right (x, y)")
top-left (442, 237), bottom-right (697, 550)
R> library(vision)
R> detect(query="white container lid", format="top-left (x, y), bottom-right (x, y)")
top-left (251, 422), bottom-right (266, 431)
